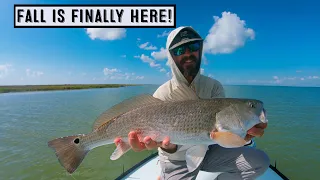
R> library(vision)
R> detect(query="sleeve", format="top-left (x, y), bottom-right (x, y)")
top-left (152, 86), bottom-right (166, 101)
top-left (211, 80), bottom-right (226, 98)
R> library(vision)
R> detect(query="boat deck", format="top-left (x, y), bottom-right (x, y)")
top-left (116, 153), bottom-right (288, 180)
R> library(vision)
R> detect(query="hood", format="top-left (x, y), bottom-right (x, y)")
top-left (166, 26), bottom-right (204, 88)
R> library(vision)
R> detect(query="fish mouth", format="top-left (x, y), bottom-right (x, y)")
top-left (259, 108), bottom-right (268, 123)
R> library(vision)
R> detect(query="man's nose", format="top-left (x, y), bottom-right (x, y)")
top-left (184, 47), bottom-right (192, 55)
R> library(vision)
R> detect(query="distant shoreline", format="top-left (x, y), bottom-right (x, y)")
top-left (0, 84), bottom-right (142, 94)
top-left (0, 83), bottom-right (318, 94)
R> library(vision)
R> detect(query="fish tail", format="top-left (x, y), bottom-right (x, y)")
top-left (48, 134), bottom-right (89, 174)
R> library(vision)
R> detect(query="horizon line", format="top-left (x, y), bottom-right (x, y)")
top-left (0, 83), bottom-right (319, 88)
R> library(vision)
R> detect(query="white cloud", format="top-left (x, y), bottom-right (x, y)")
top-left (150, 61), bottom-right (161, 67)
top-left (208, 74), bottom-right (214, 78)
top-left (139, 54), bottom-right (153, 63)
top-left (36, 71), bottom-right (43, 76)
top-left (166, 60), bottom-right (171, 67)
top-left (145, 46), bottom-right (157, 50)
top-left (166, 72), bottom-right (171, 78)
top-left (160, 68), bottom-right (166, 72)
top-left (157, 30), bottom-right (171, 38)
top-left (272, 76), bottom-right (281, 84)
top-left (109, 76), bottom-right (118, 80)
top-left (307, 76), bottom-right (319, 79)
top-left (139, 42), bottom-right (148, 49)
top-left (139, 42), bottom-right (157, 50)
top-left (236, 74), bottom-right (320, 86)
top-left (200, 68), bottom-right (204, 74)
top-left (86, 28), bottom-right (126, 40)
top-left (136, 76), bottom-right (144, 80)
top-left (203, 11), bottom-right (255, 54)
top-left (202, 55), bottom-right (208, 65)
top-left (26, 68), bottom-right (44, 77)
top-left (286, 77), bottom-right (297, 80)
top-left (135, 54), bottom-right (161, 68)
top-left (0, 64), bottom-right (12, 78)
top-left (269, 75), bottom-right (320, 84)
top-left (120, 55), bottom-right (126, 58)
top-left (103, 67), bottom-right (143, 81)
top-left (134, 54), bottom-right (169, 75)
top-left (151, 47), bottom-right (167, 60)
top-left (103, 68), bottom-right (120, 75)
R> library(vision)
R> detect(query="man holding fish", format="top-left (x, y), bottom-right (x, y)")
top-left (48, 26), bottom-right (269, 180)
top-left (114, 26), bottom-right (270, 180)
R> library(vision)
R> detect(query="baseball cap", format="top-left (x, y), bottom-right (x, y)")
top-left (168, 27), bottom-right (203, 50)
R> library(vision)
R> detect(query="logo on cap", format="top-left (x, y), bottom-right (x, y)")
top-left (180, 31), bottom-right (189, 40)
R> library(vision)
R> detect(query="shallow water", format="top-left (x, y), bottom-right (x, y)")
top-left (0, 85), bottom-right (319, 180)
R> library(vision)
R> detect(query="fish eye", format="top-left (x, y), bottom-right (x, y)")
top-left (248, 101), bottom-right (255, 108)
top-left (74, 138), bottom-right (80, 144)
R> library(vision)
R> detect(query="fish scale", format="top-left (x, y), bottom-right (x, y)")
top-left (83, 99), bottom-right (254, 147)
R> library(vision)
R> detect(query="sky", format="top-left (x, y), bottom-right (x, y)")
top-left (1, 0), bottom-right (320, 87)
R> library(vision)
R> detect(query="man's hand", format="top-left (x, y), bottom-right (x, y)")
top-left (244, 122), bottom-right (268, 141)
top-left (114, 131), bottom-right (177, 153)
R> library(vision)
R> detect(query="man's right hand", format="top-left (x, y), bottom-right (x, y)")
top-left (114, 131), bottom-right (177, 153)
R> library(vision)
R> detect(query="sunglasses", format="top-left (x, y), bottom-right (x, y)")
top-left (172, 41), bottom-right (201, 56)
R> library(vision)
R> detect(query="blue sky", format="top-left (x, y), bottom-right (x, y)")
top-left (1, 0), bottom-right (320, 86)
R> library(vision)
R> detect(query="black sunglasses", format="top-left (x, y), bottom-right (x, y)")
top-left (171, 41), bottom-right (201, 56)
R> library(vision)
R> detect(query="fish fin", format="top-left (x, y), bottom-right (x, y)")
top-left (92, 94), bottom-right (163, 130)
top-left (210, 131), bottom-right (247, 148)
top-left (110, 141), bottom-right (131, 160)
top-left (167, 83), bottom-right (199, 102)
top-left (48, 135), bottom-right (89, 174)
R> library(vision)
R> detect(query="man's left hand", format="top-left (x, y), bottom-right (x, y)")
top-left (244, 123), bottom-right (268, 141)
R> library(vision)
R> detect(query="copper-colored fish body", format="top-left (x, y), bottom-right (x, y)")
top-left (48, 84), bottom-right (267, 174)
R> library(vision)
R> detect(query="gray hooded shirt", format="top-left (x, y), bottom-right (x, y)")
top-left (152, 26), bottom-right (225, 171)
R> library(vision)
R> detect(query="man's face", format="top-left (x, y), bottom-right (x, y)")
top-left (171, 41), bottom-right (201, 77)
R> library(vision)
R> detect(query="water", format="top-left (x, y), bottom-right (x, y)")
top-left (0, 85), bottom-right (319, 180)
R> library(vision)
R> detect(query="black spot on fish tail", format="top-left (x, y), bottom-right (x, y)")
top-left (48, 135), bottom-right (89, 174)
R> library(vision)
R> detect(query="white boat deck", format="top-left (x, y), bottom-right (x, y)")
top-left (118, 154), bottom-right (286, 180)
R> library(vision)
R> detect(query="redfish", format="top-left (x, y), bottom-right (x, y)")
top-left (48, 84), bottom-right (267, 174)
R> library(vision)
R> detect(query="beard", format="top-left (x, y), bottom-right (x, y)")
top-left (176, 54), bottom-right (201, 78)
